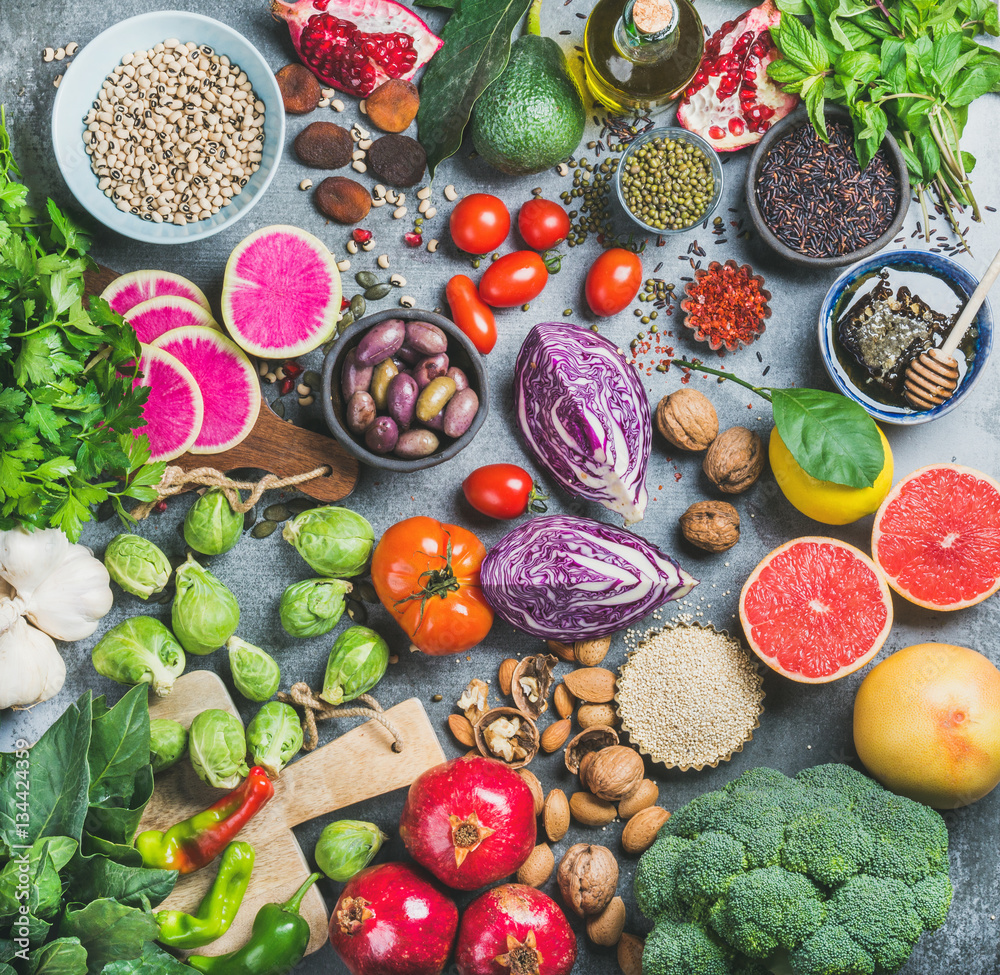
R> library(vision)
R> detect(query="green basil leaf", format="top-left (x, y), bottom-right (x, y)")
top-left (26, 937), bottom-right (88, 975)
top-left (916, 132), bottom-right (941, 182)
top-left (416, 0), bottom-right (533, 176)
top-left (59, 900), bottom-right (157, 975)
top-left (770, 388), bottom-right (884, 488)
top-left (836, 50), bottom-right (881, 85)
top-left (947, 62), bottom-right (1000, 105)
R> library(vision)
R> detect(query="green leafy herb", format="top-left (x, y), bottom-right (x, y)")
top-left (768, 0), bottom-right (1000, 245)
top-left (416, 0), bottom-right (533, 175)
top-left (100, 942), bottom-right (194, 975)
top-left (23, 938), bottom-right (87, 975)
top-left (0, 107), bottom-right (165, 540)
top-left (60, 900), bottom-right (158, 974)
top-left (670, 359), bottom-right (884, 488)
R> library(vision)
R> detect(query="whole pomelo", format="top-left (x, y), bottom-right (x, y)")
top-left (853, 642), bottom-right (1000, 808)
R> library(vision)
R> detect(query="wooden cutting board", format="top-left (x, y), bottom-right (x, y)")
top-left (84, 266), bottom-right (359, 504)
top-left (140, 671), bottom-right (446, 956)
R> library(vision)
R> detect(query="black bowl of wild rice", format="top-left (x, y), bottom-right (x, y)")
top-left (745, 105), bottom-right (908, 269)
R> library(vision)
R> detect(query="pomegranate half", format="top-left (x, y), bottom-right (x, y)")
top-left (399, 756), bottom-right (536, 891)
top-left (329, 861), bottom-right (459, 975)
top-left (676, 0), bottom-right (799, 151)
top-left (455, 884), bottom-right (577, 975)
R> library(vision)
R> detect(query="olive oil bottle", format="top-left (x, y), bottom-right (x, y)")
top-left (584, 0), bottom-right (705, 112)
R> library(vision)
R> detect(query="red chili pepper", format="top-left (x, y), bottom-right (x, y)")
top-left (135, 767), bottom-right (274, 873)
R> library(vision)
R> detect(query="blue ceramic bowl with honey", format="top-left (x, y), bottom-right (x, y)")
top-left (818, 250), bottom-right (993, 425)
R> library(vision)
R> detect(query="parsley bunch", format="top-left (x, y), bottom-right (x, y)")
top-left (0, 110), bottom-right (164, 541)
top-left (768, 0), bottom-right (1000, 247)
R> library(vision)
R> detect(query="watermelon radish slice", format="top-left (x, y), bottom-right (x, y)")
top-left (151, 326), bottom-right (261, 455)
top-left (102, 270), bottom-right (211, 317)
top-left (124, 296), bottom-right (221, 345)
top-left (221, 225), bottom-right (342, 358)
top-left (133, 346), bottom-right (204, 463)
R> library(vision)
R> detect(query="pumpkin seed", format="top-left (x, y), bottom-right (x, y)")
top-left (263, 503), bottom-right (291, 522)
top-left (242, 506), bottom-right (257, 531)
top-left (303, 370), bottom-right (322, 390)
top-left (287, 496), bottom-right (320, 515)
top-left (345, 598), bottom-right (368, 624)
top-left (352, 579), bottom-right (378, 603)
top-left (322, 338), bottom-right (338, 354)
top-left (364, 284), bottom-right (392, 301)
top-left (355, 270), bottom-right (380, 289)
top-left (251, 520), bottom-right (278, 539)
top-left (338, 310), bottom-right (355, 332)
top-left (350, 294), bottom-right (367, 319)
top-left (272, 399), bottom-right (286, 418)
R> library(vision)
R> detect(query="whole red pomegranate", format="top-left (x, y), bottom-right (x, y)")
top-left (676, 0), bottom-right (799, 151)
top-left (329, 862), bottom-right (459, 975)
top-left (455, 884), bottom-right (577, 975)
top-left (399, 756), bottom-right (536, 891)
top-left (271, 0), bottom-right (443, 97)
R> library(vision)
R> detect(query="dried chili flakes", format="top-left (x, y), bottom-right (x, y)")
top-left (680, 260), bottom-right (771, 353)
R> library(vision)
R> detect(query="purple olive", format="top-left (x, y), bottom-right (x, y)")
top-left (395, 343), bottom-right (422, 365)
top-left (413, 353), bottom-right (450, 389)
top-left (341, 348), bottom-right (373, 401)
top-left (443, 388), bottom-right (480, 438)
top-left (394, 429), bottom-right (440, 459)
top-left (355, 319), bottom-right (406, 366)
top-left (404, 320), bottom-right (448, 356)
top-left (447, 366), bottom-right (470, 392)
top-left (386, 373), bottom-right (419, 430)
top-left (345, 391), bottom-right (376, 434)
top-left (364, 415), bottom-right (399, 454)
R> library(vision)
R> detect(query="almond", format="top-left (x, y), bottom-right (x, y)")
top-left (546, 639), bottom-right (576, 663)
top-left (574, 636), bottom-right (611, 666)
top-left (543, 789), bottom-right (570, 842)
top-left (516, 842), bottom-right (554, 887)
top-left (578, 703), bottom-right (619, 729)
top-left (617, 933), bottom-right (644, 975)
top-left (563, 667), bottom-right (616, 703)
top-left (570, 791), bottom-right (617, 827)
top-left (618, 779), bottom-right (659, 819)
top-left (498, 657), bottom-right (518, 696)
top-left (553, 683), bottom-right (575, 719)
top-left (621, 806), bottom-right (670, 855)
top-left (540, 718), bottom-right (572, 753)
top-left (447, 713), bottom-right (475, 747)
top-left (517, 767), bottom-right (545, 816)
top-left (586, 896), bottom-right (626, 947)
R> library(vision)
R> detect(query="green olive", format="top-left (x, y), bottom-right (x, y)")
top-left (369, 359), bottom-right (398, 412)
top-left (415, 377), bottom-right (457, 423)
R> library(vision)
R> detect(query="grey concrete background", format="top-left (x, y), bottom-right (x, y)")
top-left (2, 1), bottom-right (1000, 972)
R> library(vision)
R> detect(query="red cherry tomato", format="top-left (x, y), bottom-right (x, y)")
top-left (462, 464), bottom-right (547, 519)
top-left (478, 251), bottom-right (549, 308)
top-left (449, 194), bottom-right (510, 254)
top-left (585, 247), bottom-right (643, 317)
top-left (517, 198), bottom-right (570, 250)
top-left (445, 275), bottom-right (497, 354)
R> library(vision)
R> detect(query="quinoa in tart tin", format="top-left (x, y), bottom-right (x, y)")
top-left (615, 621), bottom-right (764, 771)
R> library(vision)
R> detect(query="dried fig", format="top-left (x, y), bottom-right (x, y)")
top-left (511, 653), bottom-right (557, 720)
top-left (365, 78), bottom-right (420, 133)
top-left (315, 176), bottom-right (372, 224)
top-left (703, 426), bottom-right (765, 494)
top-left (294, 121), bottom-right (353, 169)
top-left (679, 500), bottom-right (740, 552)
top-left (276, 63), bottom-right (321, 114)
top-left (367, 134), bottom-right (427, 187)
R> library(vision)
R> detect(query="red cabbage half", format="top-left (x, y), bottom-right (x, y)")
top-left (515, 321), bottom-right (651, 525)
top-left (480, 514), bottom-right (698, 641)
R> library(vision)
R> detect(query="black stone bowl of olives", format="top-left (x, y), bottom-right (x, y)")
top-left (321, 308), bottom-right (489, 472)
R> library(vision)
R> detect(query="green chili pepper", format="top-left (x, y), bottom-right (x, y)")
top-left (155, 841), bottom-right (255, 949)
top-left (187, 872), bottom-right (320, 975)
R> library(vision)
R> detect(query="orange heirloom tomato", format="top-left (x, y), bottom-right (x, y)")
top-left (371, 516), bottom-right (494, 656)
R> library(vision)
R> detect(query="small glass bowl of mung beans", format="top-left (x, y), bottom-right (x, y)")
top-left (614, 126), bottom-right (723, 234)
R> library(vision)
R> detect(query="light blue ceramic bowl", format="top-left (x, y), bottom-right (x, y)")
top-left (51, 11), bottom-right (284, 244)
top-left (818, 249), bottom-right (993, 425)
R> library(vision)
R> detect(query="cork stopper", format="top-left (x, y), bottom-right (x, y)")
top-left (632, 0), bottom-right (674, 34)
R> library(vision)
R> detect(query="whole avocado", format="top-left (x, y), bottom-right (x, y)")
top-left (471, 23), bottom-right (585, 177)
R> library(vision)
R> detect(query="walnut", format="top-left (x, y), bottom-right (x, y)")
top-left (457, 679), bottom-right (489, 724)
top-left (557, 844), bottom-right (619, 918)
top-left (474, 706), bottom-right (539, 768)
top-left (564, 726), bottom-right (619, 774)
top-left (679, 500), bottom-right (740, 552)
top-left (655, 388), bottom-right (718, 452)
top-left (703, 426), bottom-right (764, 494)
top-left (511, 654), bottom-right (557, 720)
top-left (580, 745), bottom-right (645, 801)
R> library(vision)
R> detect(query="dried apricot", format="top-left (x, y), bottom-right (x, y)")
top-left (294, 122), bottom-right (353, 169)
top-left (367, 134), bottom-right (427, 187)
top-left (315, 176), bottom-right (372, 224)
top-left (276, 63), bottom-right (321, 114)
top-left (366, 79), bottom-right (420, 133)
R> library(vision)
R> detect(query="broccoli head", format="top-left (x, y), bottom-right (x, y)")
top-left (636, 764), bottom-right (952, 975)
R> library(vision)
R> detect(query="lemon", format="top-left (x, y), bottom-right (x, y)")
top-left (769, 425), bottom-right (893, 525)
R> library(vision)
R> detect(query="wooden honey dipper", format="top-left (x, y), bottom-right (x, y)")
top-left (904, 244), bottom-right (1000, 410)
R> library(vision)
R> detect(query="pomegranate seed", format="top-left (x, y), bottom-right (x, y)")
top-left (758, 120), bottom-right (771, 133)
top-left (716, 54), bottom-right (738, 72)
top-left (283, 361), bottom-right (303, 378)
top-left (742, 80), bottom-right (758, 92)
top-left (709, 126), bottom-right (727, 140)
top-left (154, 500), bottom-right (168, 513)
top-left (404, 231), bottom-right (422, 247)
top-left (352, 228), bottom-right (373, 243)
top-left (757, 105), bottom-right (775, 120)
top-left (693, 70), bottom-right (708, 87)
top-left (721, 20), bottom-right (735, 33)
top-left (743, 69), bottom-right (757, 82)
top-left (728, 117), bottom-right (745, 136)
top-left (341, 296), bottom-right (350, 311)
top-left (279, 378), bottom-right (295, 396)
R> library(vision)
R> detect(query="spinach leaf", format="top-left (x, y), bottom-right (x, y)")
top-left (0, 964), bottom-right (13, 974)
top-left (100, 943), bottom-right (193, 975)
top-left (26, 938), bottom-right (87, 975)
top-left (416, 0), bottom-right (532, 175)
top-left (87, 686), bottom-right (149, 808)
top-left (0, 837), bottom-right (77, 924)
top-left (64, 855), bottom-right (175, 912)
top-left (79, 834), bottom-right (143, 869)
top-left (59, 901), bottom-right (157, 975)
top-left (83, 766), bottom-right (153, 848)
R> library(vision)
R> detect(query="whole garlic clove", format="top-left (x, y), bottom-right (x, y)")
top-left (0, 607), bottom-right (66, 710)
top-left (0, 527), bottom-right (71, 601)
top-left (23, 544), bottom-right (113, 641)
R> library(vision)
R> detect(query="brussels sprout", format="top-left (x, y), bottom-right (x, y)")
top-left (321, 625), bottom-right (389, 706)
top-left (171, 555), bottom-right (240, 655)
top-left (104, 534), bottom-right (172, 599)
top-left (227, 636), bottom-right (281, 702)
top-left (282, 507), bottom-right (374, 578)
top-left (315, 820), bottom-right (387, 881)
top-left (91, 617), bottom-right (186, 697)
top-left (183, 489), bottom-right (245, 556)
top-left (246, 701), bottom-right (303, 778)
top-left (188, 708), bottom-right (248, 789)
top-left (279, 578), bottom-right (352, 638)
top-left (150, 718), bottom-right (188, 774)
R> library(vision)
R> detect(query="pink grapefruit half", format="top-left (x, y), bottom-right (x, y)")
top-left (739, 536), bottom-right (893, 683)
top-left (872, 463), bottom-right (1000, 611)
top-left (124, 296), bottom-right (221, 344)
top-left (132, 345), bottom-right (204, 462)
top-left (102, 269), bottom-right (210, 317)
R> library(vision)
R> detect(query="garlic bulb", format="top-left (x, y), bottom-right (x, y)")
top-left (0, 597), bottom-right (65, 710)
top-left (0, 527), bottom-right (71, 597)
